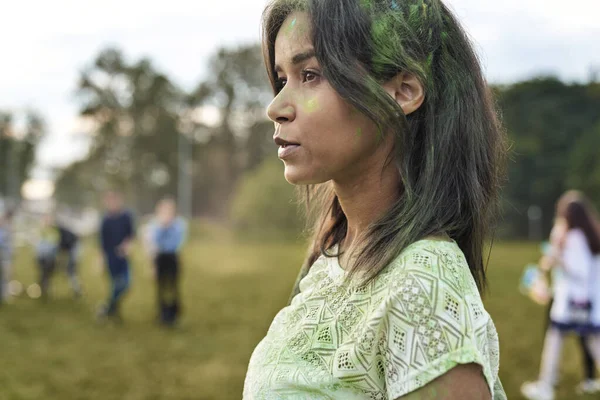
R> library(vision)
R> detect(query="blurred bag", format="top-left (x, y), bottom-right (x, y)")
top-left (520, 264), bottom-right (551, 306)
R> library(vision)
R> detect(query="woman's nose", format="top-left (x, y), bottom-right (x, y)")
top-left (267, 92), bottom-right (296, 123)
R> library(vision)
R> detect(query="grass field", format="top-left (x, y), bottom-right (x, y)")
top-left (0, 232), bottom-right (597, 400)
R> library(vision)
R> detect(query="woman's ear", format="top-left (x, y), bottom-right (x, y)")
top-left (383, 72), bottom-right (425, 115)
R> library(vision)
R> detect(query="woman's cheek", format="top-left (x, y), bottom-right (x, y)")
top-left (301, 97), bottom-right (319, 114)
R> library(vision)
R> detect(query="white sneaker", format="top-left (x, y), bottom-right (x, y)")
top-left (521, 381), bottom-right (555, 400)
top-left (576, 379), bottom-right (600, 395)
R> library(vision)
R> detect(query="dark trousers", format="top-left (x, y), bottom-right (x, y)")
top-left (545, 298), bottom-right (596, 380)
top-left (38, 256), bottom-right (56, 298)
top-left (155, 252), bottom-right (180, 324)
top-left (105, 253), bottom-right (131, 316)
top-left (58, 246), bottom-right (81, 295)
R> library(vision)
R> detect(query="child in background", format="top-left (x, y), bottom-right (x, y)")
top-left (56, 221), bottom-right (82, 297)
top-left (36, 214), bottom-right (60, 299)
top-left (98, 190), bottom-right (135, 321)
top-left (149, 198), bottom-right (186, 326)
top-left (0, 210), bottom-right (15, 302)
top-left (0, 214), bottom-right (8, 303)
top-left (539, 213), bottom-right (599, 395)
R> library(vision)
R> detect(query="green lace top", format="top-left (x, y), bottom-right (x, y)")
top-left (244, 239), bottom-right (506, 399)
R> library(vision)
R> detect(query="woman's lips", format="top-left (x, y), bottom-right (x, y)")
top-left (278, 144), bottom-right (301, 159)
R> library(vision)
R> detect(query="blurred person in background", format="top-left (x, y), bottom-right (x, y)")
top-left (148, 197), bottom-right (186, 326)
top-left (244, 1), bottom-right (507, 399)
top-left (56, 216), bottom-right (82, 298)
top-left (98, 190), bottom-right (135, 322)
top-left (522, 192), bottom-right (600, 400)
top-left (0, 209), bottom-right (15, 303)
top-left (539, 191), bottom-right (598, 396)
top-left (35, 213), bottom-right (60, 300)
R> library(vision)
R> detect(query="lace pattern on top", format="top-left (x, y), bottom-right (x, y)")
top-left (243, 239), bottom-right (506, 400)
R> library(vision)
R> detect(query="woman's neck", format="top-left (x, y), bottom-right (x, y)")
top-left (333, 156), bottom-right (401, 265)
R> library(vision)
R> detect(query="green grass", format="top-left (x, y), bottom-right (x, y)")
top-left (0, 237), bottom-right (597, 399)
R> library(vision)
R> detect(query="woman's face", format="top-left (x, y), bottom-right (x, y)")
top-left (268, 12), bottom-right (392, 185)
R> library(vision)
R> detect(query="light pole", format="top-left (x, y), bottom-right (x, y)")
top-left (7, 140), bottom-right (21, 206)
top-left (528, 205), bottom-right (543, 241)
top-left (177, 112), bottom-right (193, 220)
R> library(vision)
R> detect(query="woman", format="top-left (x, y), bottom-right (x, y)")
top-left (244, 0), bottom-right (507, 399)
top-left (522, 192), bottom-right (600, 400)
top-left (538, 191), bottom-right (599, 396)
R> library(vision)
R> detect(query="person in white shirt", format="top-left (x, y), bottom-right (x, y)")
top-left (522, 191), bottom-right (600, 400)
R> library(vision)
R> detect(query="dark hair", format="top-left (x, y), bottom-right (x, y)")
top-left (262, 0), bottom-right (507, 292)
top-left (104, 190), bottom-right (122, 199)
top-left (157, 196), bottom-right (177, 209)
top-left (561, 196), bottom-right (600, 255)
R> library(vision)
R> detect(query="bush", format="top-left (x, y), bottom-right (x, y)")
top-left (230, 157), bottom-right (304, 241)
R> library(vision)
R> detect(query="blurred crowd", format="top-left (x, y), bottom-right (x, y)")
top-left (0, 191), bottom-right (187, 327)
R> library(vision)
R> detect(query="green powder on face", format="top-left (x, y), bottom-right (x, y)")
top-left (304, 98), bottom-right (318, 113)
top-left (285, 17), bottom-right (297, 35)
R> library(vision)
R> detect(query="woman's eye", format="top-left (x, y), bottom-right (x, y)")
top-left (302, 71), bottom-right (319, 83)
top-left (275, 77), bottom-right (287, 90)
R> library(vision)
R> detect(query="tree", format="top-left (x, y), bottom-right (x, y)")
top-left (567, 120), bottom-right (600, 202)
top-left (0, 110), bottom-right (45, 202)
top-left (495, 78), bottom-right (600, 237)
top-left (230, 155), bottom-right (303, 240)
top-left (56, 44), bottom-right (275, 218)
top-left (185, 44), bottom-right (273, 218)
top-left (67, 48), bottom-right (183, 212)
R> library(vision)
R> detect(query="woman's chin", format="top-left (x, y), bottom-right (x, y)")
top-left (283, 168), bottom-right (307, 185)
top-left (283, 166), bottom-right (327, 185)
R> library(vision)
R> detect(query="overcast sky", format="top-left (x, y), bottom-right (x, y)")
top-left (1, 0), bottom-right (599, 178)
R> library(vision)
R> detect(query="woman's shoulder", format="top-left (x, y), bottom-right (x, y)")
top-left (375, 238), bottom-right (502, 398)
top-left (382, 237), bottom-right (480, 298)
top-left (388, 237), bottom-right (467, 272)
top-left (565, 228), bottom-right (587, 243)
top-left (563, 228), bottom-right (593, 257)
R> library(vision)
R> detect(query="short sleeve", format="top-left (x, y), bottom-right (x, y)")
top-left (378, 242), bottom-right (501, 399)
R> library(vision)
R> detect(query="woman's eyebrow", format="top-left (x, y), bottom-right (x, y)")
top-left (274, 50), bottom-right (316, 73)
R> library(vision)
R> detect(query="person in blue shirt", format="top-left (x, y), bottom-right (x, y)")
top-left (98, 191), bottom-right (135, 321)
top-left (149, 197), bottom-right (186, 326)
top-left (0, 209), bottom-right (14, 304)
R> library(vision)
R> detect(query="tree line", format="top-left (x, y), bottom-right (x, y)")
top-left (5, 44), bottom-right (599, 239)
